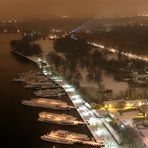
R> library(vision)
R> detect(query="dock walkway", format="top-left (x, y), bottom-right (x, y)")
top-left (14, 52), bottom-right (125, 148)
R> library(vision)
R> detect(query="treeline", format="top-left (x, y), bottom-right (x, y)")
top-left (10, 36), bottom-right (42, 56)
top-left (76, 26), bottom-right (148, 55)
top-left (53, 36), bottom-right (106, 72)
top-left (54, 36), bottom-right (91, 56)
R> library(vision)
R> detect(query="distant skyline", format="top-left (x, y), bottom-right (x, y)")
top-left (0, 0), bottom-right (148, 19)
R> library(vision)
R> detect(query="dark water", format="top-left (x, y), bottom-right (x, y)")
top-left (0, 33), bottom-right (92, 148)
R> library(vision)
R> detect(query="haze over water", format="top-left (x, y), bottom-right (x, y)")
top-left (0, 0), bottom-right (148, 19)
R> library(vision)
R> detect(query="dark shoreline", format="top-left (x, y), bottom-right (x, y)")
top-left (9, 49), bottom-right (93, 148)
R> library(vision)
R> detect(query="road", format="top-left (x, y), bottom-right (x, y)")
top-left (90, 42), bottom-right (148, 62)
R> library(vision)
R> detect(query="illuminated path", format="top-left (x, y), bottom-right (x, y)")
top-left (56, 83), bottom-right (125, 148)
top-left (89, 42), bottom-right (148, 62)
top-left (37, 58), bottom-right (128, 148)
top-left (69, 34), bottom-right (148, 63)
top-left (49, 32), bottom-right (148, 63)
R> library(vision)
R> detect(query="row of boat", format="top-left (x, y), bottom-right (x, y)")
top-left (12, 71), bottom-right (60, 90)
top-left (13, 70), bottom-right (104, 147)
top-left (13, 71), bottom-right (66, 97)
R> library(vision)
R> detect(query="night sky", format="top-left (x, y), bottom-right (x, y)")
top-left (0, 0), bottom-right (148, 19)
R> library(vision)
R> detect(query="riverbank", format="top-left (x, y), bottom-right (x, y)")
top-left (11, 50), bottom-right (38, 64)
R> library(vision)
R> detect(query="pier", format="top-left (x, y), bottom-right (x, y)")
top-left (11, 50), bottom-right (38, 64)
top-left (37, 58), bottom-right (125, 148)
top-left (13, 51), bottom-right (124, 148)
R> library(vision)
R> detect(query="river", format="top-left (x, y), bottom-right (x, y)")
top-left (0, 33), bottom-right (92, 148)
